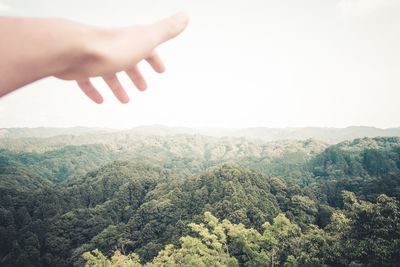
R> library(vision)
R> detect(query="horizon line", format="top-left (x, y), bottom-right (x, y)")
top-left (1, 124), bottom-right (400, 130)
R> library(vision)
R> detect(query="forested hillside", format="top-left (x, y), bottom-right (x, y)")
top-left (0, 131), bottom-right (399, 266)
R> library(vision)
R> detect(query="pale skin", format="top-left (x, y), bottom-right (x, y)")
top-left (0, 12), bottom-right (189, 104)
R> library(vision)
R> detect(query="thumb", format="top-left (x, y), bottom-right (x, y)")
top-left (148, 12), bottom-right (189, 46)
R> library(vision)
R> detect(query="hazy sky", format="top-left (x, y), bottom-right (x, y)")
top-left (0, 0), bottom-right (399, 128)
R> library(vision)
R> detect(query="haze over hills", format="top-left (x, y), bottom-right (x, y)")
top-left (1, 125), bottom-right (400, 144)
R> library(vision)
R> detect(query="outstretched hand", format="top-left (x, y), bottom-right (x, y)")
top-left (55, 13), bottom-right (188, 103)
top-left (0, 13), bottom-right (189, 103)
top-left (56, 13), bottom-right (189, 104)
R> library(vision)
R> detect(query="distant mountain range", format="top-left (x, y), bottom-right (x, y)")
top-left (1, 125), bottom-right (400, 143)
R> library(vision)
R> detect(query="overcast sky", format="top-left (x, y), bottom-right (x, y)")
top-left (0, 0), bottom-right (399, 129)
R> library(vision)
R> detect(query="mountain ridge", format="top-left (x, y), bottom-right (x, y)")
top-left (1, 125), bottom-right (400, 143)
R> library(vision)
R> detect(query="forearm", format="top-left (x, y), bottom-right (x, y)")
top-left (0, 17), bottom-right (92, 96)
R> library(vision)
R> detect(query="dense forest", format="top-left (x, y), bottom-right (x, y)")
top-left (0, 128), bottom-right (399, 266)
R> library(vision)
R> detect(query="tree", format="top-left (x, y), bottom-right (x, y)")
top-left (83, 249), bottom-right (141, 267)
top-left (340, 191), bottom-right (400, 266)
top-left (262, 213), bottom-right (302, 267)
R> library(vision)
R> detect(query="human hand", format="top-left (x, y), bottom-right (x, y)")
top-left (55, 12), bottom-right (189, 104)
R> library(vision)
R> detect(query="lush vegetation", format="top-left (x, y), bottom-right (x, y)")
top-left (0, 132), bottom-right (399, 266)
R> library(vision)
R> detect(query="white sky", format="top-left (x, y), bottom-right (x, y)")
top-left (0, 0), bottom-right (399, 129)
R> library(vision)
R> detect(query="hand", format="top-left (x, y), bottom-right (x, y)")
top-left (0, 13), bottom-right (188, 103)
top-left (55, 12), bottom-right (189, 104)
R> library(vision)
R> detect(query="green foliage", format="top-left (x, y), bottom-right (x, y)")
top-left (262, 213), bottom-right (301, 266)
top-left (86, 205), bottom-right (398, 267)
top-left (0, 134), bottom-right (400, 266)
top-left (83, 249), bottom-right (141, 267)
top-left (148, 212), bottom-right (238, 267)
top-left (333, 191), bottom-right (400, 266)
top-left (286, 195), bottom-right (318, 228)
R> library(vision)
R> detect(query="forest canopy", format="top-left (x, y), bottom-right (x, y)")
top-left (0, 129), bottom-right (399, 266)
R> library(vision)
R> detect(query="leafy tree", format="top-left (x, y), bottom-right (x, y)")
top-left (338, 191), bottom-right (400, 266)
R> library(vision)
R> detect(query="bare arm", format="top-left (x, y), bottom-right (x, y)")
top-left (0, 13), bottom-right (189, 103)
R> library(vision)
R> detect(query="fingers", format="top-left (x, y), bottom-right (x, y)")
top-left (77, 67), bottom-right (152, 104)
top-left (127, 52), bottom-right (164, 91)
top-left (148, 12), bottom-right (189, 46)
top-left (77, 75), bottom-right (131, 104)
top-left (103, 74), bottom-right (130, 104)
top-left (146, 52), bottom-right (165, 73)
top-left (77, 79), bottom-right (104, 104)
top-left (126, 66), bottom-right (147, 91)
top-left (77, 49), bottom-right (167, 104)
